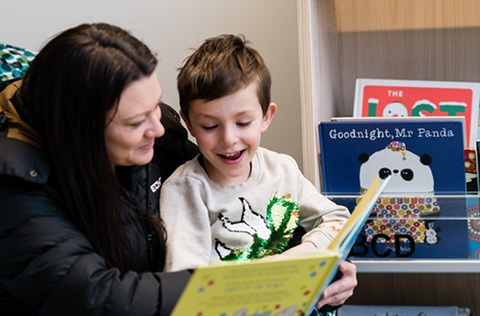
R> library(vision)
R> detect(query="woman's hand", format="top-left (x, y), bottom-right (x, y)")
top-left (316, 260), bottom-right (357, 309)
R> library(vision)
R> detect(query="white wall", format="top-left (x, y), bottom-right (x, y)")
top-left (1, 0), bottom-right (302, 168)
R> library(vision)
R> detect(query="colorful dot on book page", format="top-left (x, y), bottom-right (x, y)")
top-left (220, 312), bottom-right (227, 316)
top-left (207, 279), bottom-right (215, 286)
top-left (475, 248), bottom-right (480, 258)
top-left (304, 290), bottom-right (311, 296)
top-left (310, 271), bottom-right (317, 278)
top-left (197, 286), bottom-right (205, 293)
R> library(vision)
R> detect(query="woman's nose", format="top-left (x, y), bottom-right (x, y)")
top-left (152, 119), bottom-right (165, 138)
top-left (146, 111), bottom-right (165, 138)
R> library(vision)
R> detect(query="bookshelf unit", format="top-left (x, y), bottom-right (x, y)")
top-left (296, 0), bottom-right (480, 313)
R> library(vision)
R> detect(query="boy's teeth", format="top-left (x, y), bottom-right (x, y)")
top-left (220, 150), bottom-right (242, 159)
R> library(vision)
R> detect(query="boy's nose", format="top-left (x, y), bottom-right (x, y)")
top-left (220, 127), bottom-right (238, 146)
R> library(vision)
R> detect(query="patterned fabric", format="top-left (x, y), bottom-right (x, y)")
top-left (363, 196), bottom-right (440, 244)
top-left (0, 43), bottom-right (36, 83)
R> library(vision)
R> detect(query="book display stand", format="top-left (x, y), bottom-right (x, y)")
top-left (297, 0), bottom-right (480, 313)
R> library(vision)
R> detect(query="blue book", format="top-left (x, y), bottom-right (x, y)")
top-left (318, 117), bottom-right (469, 259)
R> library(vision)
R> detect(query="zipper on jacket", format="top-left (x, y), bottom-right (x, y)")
top-left (147, 232), bottom-right (155, 269)
top-left (0, 111), bottom-right (7, 136)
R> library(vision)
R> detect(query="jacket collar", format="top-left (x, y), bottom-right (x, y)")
top-left (0, 80), bottom-right (43, 148)
top-left (0, 80), bottom-right (49, 184)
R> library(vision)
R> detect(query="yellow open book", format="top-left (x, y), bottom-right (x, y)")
top-left (172, 175), bottom-right (390, 316)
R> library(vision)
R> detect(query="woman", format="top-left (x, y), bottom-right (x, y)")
top-left (0, 22), bottom-right (199, 315)
top-left (0, 23), bottom-right (356, 315)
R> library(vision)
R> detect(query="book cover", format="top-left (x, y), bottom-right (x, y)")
top-left (353, 78), bottom-right (480, 149)
top-left (354, 78), bottom-right (480, 192)
top-left (318, 117), bottom-right (469, 259)
top-left (172, 176), bottom-right (390, 316)
top-left (466, 195), bottom-right (480, 259)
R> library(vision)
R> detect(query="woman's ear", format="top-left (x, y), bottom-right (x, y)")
top-left (180, 110), bottom-right (195, 136)
top-left (260, 103), bottom-right (277, 133)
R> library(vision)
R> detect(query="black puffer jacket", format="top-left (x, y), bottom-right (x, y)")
top-left (0, 81), bottom-right (199, 315)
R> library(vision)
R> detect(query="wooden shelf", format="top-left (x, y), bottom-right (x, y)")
top-left (296, 0), bottom-right (480, 313)
top-left (353, 259), bottom-right (480, 273)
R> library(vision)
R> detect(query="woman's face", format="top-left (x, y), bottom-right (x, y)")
top-left (105, 72), bottom-right (165, 166)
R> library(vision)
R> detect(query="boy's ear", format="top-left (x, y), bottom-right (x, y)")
top-left (261, 103), bottom-right (277, 132)
top-left (180, 110), bottom-right (195, 136)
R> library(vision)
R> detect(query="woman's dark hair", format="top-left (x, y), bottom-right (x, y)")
top-left (19, 23), bottom-right (165, 271)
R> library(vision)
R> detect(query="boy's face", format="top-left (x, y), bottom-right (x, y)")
top-left (183, 82), bottom-right (276, 186)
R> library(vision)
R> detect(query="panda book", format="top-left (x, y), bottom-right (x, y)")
top-left (172, 176), bottom-right (390, 316)
top-left (318, 117), bottom-right (470, 259)
top-left (354, 78), bottom-right (480, 192)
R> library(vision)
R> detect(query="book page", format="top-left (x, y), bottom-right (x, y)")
top-left (328, 175), bottom-right (391, 257)
top-left (172, 253), bottom-right (338, 316)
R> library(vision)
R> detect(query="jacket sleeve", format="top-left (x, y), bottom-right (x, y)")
top-left (0, 182), bottom-right (191, 316)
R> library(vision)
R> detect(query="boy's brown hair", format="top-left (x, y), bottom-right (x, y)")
top-left (177, 34), bottom-right (271, 122)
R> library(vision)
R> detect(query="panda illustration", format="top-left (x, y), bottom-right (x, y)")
top-left (358, 140), bottom-right (434, 193)
top-left (358, 140), bottom-right (440, 245)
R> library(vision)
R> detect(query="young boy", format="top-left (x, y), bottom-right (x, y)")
top-left (160, 34), bottom-right (350, 272)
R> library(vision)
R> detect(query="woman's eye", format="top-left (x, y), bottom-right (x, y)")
top-left (201, 125), bottom-right (217, 131)
top-left (131, 120), bottom-right (145, 128)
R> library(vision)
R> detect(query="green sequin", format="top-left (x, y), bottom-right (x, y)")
top-left (222, 193), bottom-right (299, 262)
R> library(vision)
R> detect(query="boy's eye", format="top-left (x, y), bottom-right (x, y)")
top-left (237, 121), bottom-right (252, 127)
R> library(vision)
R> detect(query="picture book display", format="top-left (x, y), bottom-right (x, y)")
top-left (172, 176), bottom-right (390, 316)
top-left (354, 78), bottom-right (480, 192)
top-left (318, 117), bottom-right (469, 259)
top-left (353, 78), bottom-right (480, 149)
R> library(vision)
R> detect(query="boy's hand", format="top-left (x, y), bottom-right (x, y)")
top-left (316, 260), bottom-right (357, 309)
